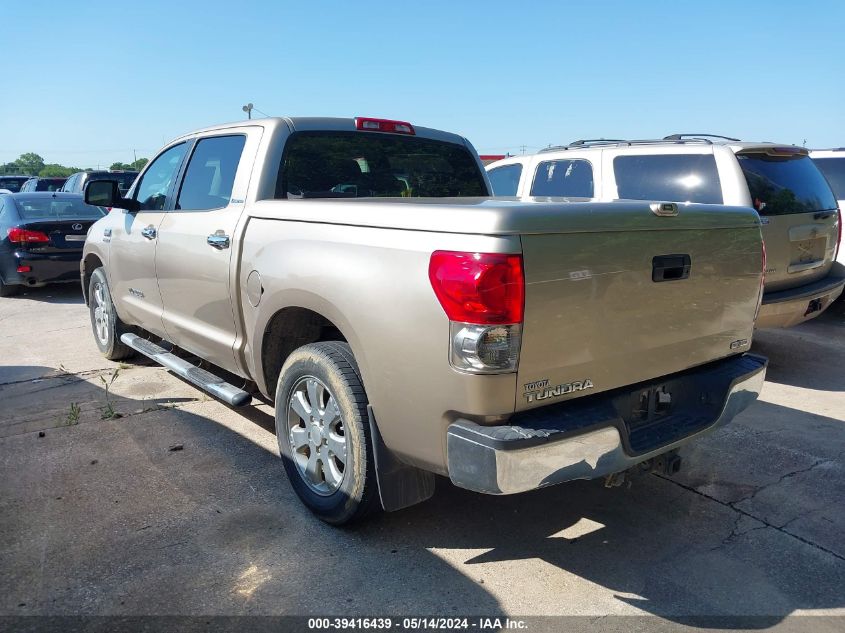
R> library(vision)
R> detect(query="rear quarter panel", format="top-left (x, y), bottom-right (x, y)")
top-left (239, 218), bottom-right (521, 473)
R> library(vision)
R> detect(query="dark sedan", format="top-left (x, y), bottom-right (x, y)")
top-left (0, 192), bottom-right (105, 296)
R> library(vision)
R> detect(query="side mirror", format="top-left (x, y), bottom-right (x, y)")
top-left (84, 179), bottom-right (139, 212)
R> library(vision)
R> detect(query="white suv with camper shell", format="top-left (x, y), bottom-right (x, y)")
top-left (488, 134), bottom-right (844, 328)
top-left (811, 148), bottom-right (845, 265)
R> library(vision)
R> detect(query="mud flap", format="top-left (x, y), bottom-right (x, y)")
top-left (367, 405), bottom-right (435, 512)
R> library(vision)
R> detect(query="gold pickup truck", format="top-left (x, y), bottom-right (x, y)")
top-left (81, 117), bottom-right (767, 524)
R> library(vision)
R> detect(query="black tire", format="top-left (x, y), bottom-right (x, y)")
top-left (274, 341), bottom-right (380, 525)
top-left (88, 267), bottom-right (134, 361)
top-left (0, 279), bottom-right (20, 297)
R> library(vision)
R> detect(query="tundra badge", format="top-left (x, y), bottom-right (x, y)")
top-left (524, 378), bottom-right (594, 403)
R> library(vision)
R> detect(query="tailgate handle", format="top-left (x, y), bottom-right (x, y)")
top-left (652, 254), bottom-right (691, 282)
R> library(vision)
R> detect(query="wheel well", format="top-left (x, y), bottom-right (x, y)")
top-left (261, 307), bottom-right (347, 399)
top-left (82, 254), bottom-right (103, 305)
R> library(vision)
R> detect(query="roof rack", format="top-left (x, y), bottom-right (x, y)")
top-left (539, 138), bottom-right (715, 153)
top-left (568, 138), bottom-right (628, 147)
top-left (664, 133), bottom-right (741, 142)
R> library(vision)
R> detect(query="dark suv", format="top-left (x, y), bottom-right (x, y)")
top-left (60, 170), bottom-right (139, 195)
top-left (20, 177), bottom-right (67, 192)
top-left (0, 176), bottom-right (32, 193)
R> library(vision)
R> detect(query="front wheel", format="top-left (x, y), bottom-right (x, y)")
top-left (88, 267), bottom-right (134, 360)
top-left (275, 341), bottom-right (380, 525)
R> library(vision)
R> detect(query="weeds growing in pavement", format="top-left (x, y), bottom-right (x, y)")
top-left (98, 369), bottom-right (123, 420)
top-left (64, 402), bottom-right (81, 426)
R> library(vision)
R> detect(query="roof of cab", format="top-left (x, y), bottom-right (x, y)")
top-left (169, 116), bottom-right (469, 147)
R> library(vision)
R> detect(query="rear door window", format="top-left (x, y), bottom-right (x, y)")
top-left (487, 164), bottom-right (522, 196)
top-left (176, 135), bottom-right (246, 211)
top-left (531, 159), bottom-right (593, 197)
top-left (613, 154), bottom-right (723, 204)
top-left (738, 153), bottom-right (837, 215)
top-left (812, 157), bottom-right (845, 200)
top-left (277, 132), bottom-right (487, 198)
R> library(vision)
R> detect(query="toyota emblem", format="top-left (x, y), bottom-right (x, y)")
top-left (72, 223), bottom-right (83, 231)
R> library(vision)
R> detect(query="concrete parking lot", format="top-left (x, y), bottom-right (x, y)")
top-left (1, 285), bottom-right (843, 627)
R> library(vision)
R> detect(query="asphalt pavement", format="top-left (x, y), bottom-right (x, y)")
top-left (1, 285), bottom-right (843, 630)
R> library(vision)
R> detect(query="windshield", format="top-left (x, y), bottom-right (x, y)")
top-left (738, 153), bottom-right (837, 216)
top-left (15, 197), bottom-right (106, 221)
top-left (812, 157), bottom-right (845, 200)
top-left (277, 132), bottom-right (487, 198)
top-left (89, 172), bottom-right (139, 193)
top-left (0, 177), bottom-right (29, 193)
top-left (35, 178), bottom-right (67, 192)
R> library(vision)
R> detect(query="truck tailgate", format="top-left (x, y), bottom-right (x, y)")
top-left (517, 206), bottom-right (763, 411)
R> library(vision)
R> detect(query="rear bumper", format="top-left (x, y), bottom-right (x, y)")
top-left (3, 250), bottom-right (83, 286)
top-left (446, 353), bottom-right (767, 495)
top-left (757, 262), bottom-right (845, 328)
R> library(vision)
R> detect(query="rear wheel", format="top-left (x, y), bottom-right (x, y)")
top-left (89, 267), bottom-right (134, 360)
top-left (274, 341), bottom-right (380, 525)
top-left (0, 278), bottom-right (19, 297)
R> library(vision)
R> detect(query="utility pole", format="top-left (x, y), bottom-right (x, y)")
top-left (520, 144), bottom-right (527, 155)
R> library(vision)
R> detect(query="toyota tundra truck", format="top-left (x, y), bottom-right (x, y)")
top-left (81, 116), bottom-right (767, 524)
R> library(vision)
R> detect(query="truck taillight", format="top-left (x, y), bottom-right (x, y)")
top-left (429, 251), bottom-right (524, 373)
top-left (7, 227), bottom-right (50, 244)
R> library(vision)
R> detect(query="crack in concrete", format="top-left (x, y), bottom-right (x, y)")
top-left (711, 513), bottom-right (768, 550)
top-left (0, 367), bottom-right (117, 388)
top-left (728, 458), bottom-right (835, 508)
top-left (0, 325), bottom-right (87, 340)
top-left (655, 474), bottom-right (845, 563)
top-left (2, 397), bottom-right (202, 440)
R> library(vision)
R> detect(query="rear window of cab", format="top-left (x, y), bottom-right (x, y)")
top-left (276, 132), bottom-right (487, 199)
top-left (15, 197), bottom-right (106, 220)
top-left (613, 154), bottom-right (723, 204)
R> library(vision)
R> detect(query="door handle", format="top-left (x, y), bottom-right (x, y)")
top-left (141, 225), bottom-right (157, 240)
top-left (652, 254), bottom-right (691, 282)
top-left (207, 232), bottom-right (230, 250)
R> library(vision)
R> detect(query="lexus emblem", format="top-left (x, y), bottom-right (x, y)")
top-left (72, 223), bottom-right (83, 231)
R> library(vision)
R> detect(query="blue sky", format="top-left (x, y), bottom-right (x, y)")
top-left (2, 0), bottom-right (843, 167)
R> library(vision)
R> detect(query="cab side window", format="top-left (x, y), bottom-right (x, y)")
top-left (488, 164), bottom-right (523, 196)
top-left (531, 160), bottom-right (594, 197)
top-left (176, 135), bottom-right (246, 211)
top-left (134, 143), bottom-right (189, 211)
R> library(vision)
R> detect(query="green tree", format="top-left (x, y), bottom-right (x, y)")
top-left (130, 158), bottom-right (148, 171)
top-left (39, 164), bottom-right (77, 178)
top-left (14, 152), bottom-right (45, 176)
top-left (110, 161), bottom-right (133, 170)
top-left (1, 162), bottom-right (20, 175)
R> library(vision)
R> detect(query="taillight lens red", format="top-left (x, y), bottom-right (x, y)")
top-left (7, 227), bottom-right (50, 244)
top-left (429, 251), bottom-right (524, 324)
